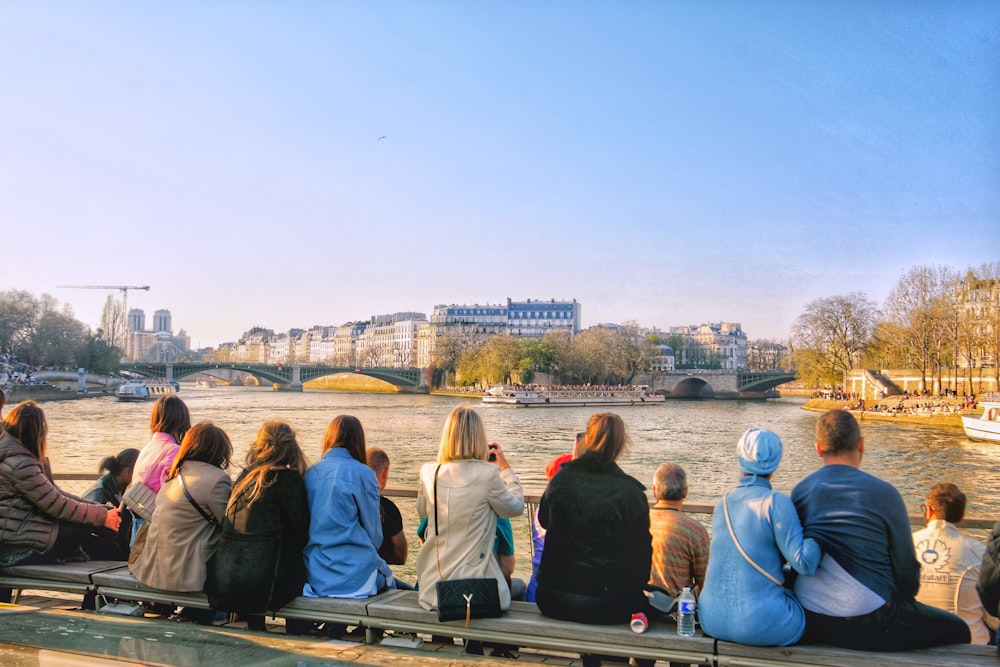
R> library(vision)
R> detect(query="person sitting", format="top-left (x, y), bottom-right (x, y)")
top-left (792, 410), bottom-right (970, 650)
top-left (699, 429), bottom-right (819, 646)
top-left (913, 483), bottom-right (990, 644)
top-left (129, 422), bottom-right (233, 625)
top-left (0, 400), bottom-right (122, 568)
top-left (303, 416), bottom-right (392, 600)
top-left (83, 448), bottom-right (140, 561)
top-left (127, 394), bottom-right (191, 542)
top-left (205, 420), bottom-right (310, 632)
top-left (649, 462), bottom-right (709, 598)
top-left (366, 447), bottom-right (407, 568)
top-left (526, 452), bottom-right (573, 603)
top-left (415, 406), bottom-right (523, 612)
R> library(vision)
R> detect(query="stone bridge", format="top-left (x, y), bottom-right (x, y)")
top-left (119, 363), bottom-right (428, 392)
top-left (31, 369), bottom-right (124, 393)
top-left (651, 370), bottom-right (796, 399)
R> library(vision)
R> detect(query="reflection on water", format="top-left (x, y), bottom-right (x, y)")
top-left (36, 387), bottom-right (1000, 581)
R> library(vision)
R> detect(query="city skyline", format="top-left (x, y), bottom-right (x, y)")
top-left (2, 3), bottom-right (997, 348)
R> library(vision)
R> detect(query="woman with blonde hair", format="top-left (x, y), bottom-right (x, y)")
top-left (302, 415), bottom-right (392, 601)
top-left (415, 406), bottom-right (524, 613)
top-left (206, 420), bottom-right (310, 630)
top-left (130, 421), bottom-right (232, 623)
top-left (0, 401), bottom-right (121, 566)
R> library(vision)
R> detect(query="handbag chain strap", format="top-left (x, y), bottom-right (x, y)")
top-left (178, 469), bottom-right (219, 526)
top-left (433, 464), bottom-right (443, 580)
top-left (722, 493), bottom-right (782, 586)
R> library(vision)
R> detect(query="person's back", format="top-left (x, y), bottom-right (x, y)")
top-left (648, 462), bottom-right (709, 596)
top-left (792, 410), bottom-right (970, 651)
top-left (912, 483), bottom-right (989, 644)
top-left (536, 415), bottom-right (651, 626)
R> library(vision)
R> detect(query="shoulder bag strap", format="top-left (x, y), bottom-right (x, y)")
top-left (433, 464), bottom-right (443, 580)
top-left (723, 493), bottom-right (782, 586)
top-left (178, 470), bottom-right (219, 526)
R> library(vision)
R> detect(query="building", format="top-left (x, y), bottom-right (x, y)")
top-left (128, 308), bottom-right (190, 362)
top-left (669, 322), bottom-right (748, 370)
top-left (431, 298), bottom-right (581, 338)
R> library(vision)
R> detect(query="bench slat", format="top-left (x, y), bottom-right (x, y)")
top-left (716, 640), bottom-right (995, 667)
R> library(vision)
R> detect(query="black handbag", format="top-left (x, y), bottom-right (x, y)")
top-left (431, 465), bottom-right (502, 625)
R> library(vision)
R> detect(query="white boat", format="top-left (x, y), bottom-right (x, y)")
top-left (482, 385), bottom-right (665, 408)
top-left (194, 378), bottom-right (216, 388)
top-left (116, 378), bottom-right (179, 402)
top-left (962, 401), bottom-right (1000, 442)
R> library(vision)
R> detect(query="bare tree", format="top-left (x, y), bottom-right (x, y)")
top-left (99, 294), bottom-right (127, 353)
top-left (791, 292), bottom-right (878, 386)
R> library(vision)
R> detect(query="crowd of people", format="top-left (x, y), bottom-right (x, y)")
top-left (1, 387), bottom-right (999, 664)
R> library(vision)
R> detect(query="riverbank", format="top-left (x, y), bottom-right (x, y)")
top-left (2, 385), bottom-right (115, 403)
top-left (802, 397), bottom-right (969, 429)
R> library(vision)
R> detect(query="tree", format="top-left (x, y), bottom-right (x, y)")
top-left (791, 292), bottom-right (878, 386)
top-left (747, 339), bottom-right (787, 371)
top-left (880, 266), bottom-right (954, 393)
top-left (0, 290), bottom-right (38, 357)
top-left (99, 295), bottom-right (127, 354)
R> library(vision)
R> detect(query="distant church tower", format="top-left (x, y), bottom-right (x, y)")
top-left (153, 309), bottom-right (172, 334)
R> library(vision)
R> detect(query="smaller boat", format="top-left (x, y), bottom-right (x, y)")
top-left (194, 378), bottom-right (216, 388)
top-left (962, 401), bottom-right (1000, 443)
top-left (116, 378), bottom-right (179, 402)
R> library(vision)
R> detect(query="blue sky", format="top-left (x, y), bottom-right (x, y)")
top-left (2, 1), bottom-right (997, 348)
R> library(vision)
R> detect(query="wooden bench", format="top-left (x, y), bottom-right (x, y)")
top-left (3, 563), bottom-right (994, 666)
top-left (0, 560), bottom-right (126, 603)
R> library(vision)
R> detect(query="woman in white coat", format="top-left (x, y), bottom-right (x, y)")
top-left (415, 406), bottom-right (523, 612)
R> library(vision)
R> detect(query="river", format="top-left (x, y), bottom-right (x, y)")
top-left (33, 386), bottom-right (1000, 581)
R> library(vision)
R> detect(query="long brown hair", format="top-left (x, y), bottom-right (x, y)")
top-left (3, 400), bottom-right (47, 461)
top-left (231, 420), bottom-right (308, 506)
top-left (321, 415), bottom-right (366, 463)
top-left (149, 394), bottom-right (191, 444)
top-left (166, 421), bottom-right (232, 479)
top-left (578, 412), bottom-right (628, 463)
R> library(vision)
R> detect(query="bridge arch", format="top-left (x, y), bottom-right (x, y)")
top-left (668, 378), bottom-right (716, 399)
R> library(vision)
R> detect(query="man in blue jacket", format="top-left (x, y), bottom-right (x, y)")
top-left (791, 409), bottom-right (970, 650)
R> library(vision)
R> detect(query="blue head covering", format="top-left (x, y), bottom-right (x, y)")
top-left (737, 428), bottom-right (782, 476)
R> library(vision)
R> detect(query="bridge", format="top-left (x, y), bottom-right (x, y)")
top-left (119, 363), bottom-right (427, 391)
top-left (652, 370), bottom-right (797, 399)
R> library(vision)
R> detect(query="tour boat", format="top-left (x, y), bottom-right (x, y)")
top-left (482, 385), bottom-right (665, 408)
top-left (116, 378), bottom-right (179, 402)
top-left (962, 401), bottom-right (1000, 443)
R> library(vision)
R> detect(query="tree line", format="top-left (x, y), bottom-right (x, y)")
top-left (0, 289), bottom-right (121, 375)
top-left (790, 262), bottom-right (1000, 392)
top-left (433, 323), bottom-right (660, 388)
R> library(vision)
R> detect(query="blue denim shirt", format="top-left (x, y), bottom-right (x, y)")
top-left (303, 447), bottom-right (391, 598)
top-left (699, 476), bottom-right (821, 646)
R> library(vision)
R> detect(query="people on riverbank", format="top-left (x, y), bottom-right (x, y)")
top-left (205, 420), bottom-right (310, 631)
top-left (302, 415), bottom-right (392, 601)
top-left (912, 483), bottom-right (990, 644)
top-left (0, 400), bottom-right (122, 567)
top-left (129, 422), bottom-right (233, 624)
top-left (649, 462), bottom-right (710, 598)
top-left (792, 410), bottom-right (970, 650)
top-left (699, 429), bottom-right (820, 647)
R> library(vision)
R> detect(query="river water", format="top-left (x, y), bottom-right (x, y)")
top-left (35, 386), bottom-right (1000, 580)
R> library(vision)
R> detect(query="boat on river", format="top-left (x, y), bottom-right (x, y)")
top-left (116, 378), bottom-right (179, 402)
top-left (482, 384), bottom-right (665, 407)
top-left (962, 401), bottom-right (1000, 442)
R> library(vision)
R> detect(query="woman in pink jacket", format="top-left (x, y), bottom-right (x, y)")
top-left (127, 395), bottom-right (190, 541)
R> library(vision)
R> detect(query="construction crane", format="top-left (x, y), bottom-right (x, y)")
top-left (57, 285), bottom-right (150, 359)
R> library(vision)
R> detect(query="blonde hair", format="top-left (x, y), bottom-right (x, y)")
top-left (437, 406), bottom-right (487, 464)
top-left (231, 420), bottom-right (309, 507)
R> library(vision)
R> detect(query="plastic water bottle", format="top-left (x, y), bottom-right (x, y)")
top-left (677, 586), bottom-right (696, 637)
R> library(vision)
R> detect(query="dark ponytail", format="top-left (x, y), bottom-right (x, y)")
top-left (99, 448), bottom-right (141, 475)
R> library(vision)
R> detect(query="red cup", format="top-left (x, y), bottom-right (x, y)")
top-left (630, 612), bottom-right (648, 633)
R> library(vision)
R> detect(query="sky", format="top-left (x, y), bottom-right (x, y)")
top-left (1, 1), bottom-right (997, 349)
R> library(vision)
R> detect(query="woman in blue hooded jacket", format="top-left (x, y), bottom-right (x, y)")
top-left (699, 428), bottom-right (821, 646)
